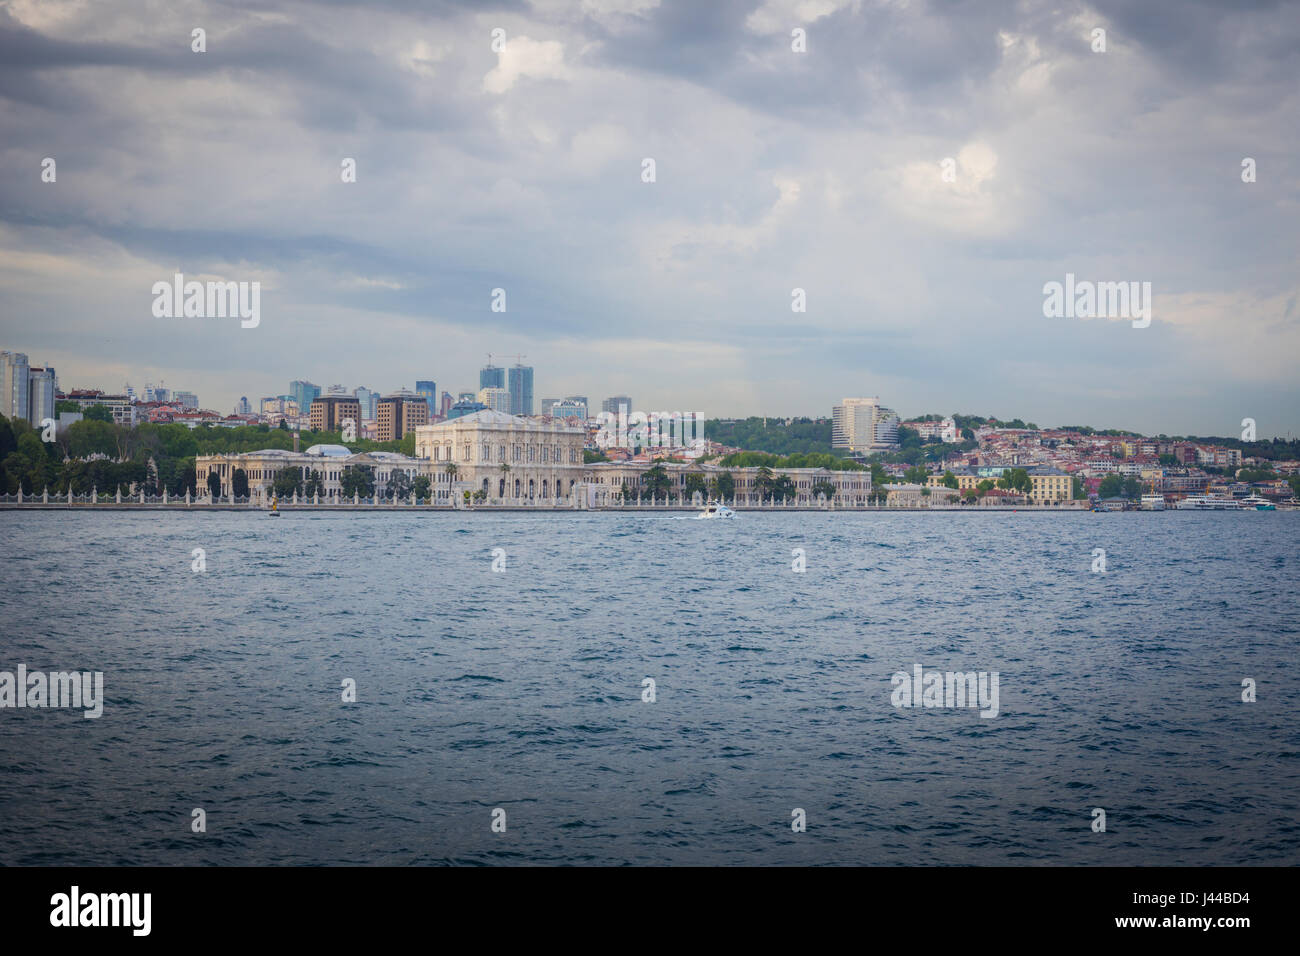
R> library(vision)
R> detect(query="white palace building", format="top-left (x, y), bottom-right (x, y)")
top-left (413, 409), bottom-right (587, 501)
top-left (195, 409), bottom-right (879, 506)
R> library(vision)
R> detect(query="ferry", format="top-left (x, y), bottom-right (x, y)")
top-left (1139, 494), bottom-right (1166, 511)
top-left (1240, 494), bottom-right (1276, 511)
top-left (696, 499), bottom-right (736, 519)
top-left (1174, 494), bottom-right (1243, 510)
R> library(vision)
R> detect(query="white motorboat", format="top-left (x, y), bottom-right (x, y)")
top-left (1240, 494), bottom-right (1276, 511)
top-left (696, 499), bottom-right (736, 519)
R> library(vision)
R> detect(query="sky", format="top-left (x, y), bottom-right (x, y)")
top-left (0, 0), bottom-right (1297, 437)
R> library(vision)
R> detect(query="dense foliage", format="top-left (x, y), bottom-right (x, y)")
top-left (704, 418), bottom-right (846, 457)
top-left (0, 413), bottom-right (412, 497)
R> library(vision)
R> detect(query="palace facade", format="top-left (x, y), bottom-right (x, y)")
top-left (413, 409), bottom-right (587, 501)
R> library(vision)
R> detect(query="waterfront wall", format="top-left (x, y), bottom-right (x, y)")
top-left (0, 489), bottom-right (1090, 512)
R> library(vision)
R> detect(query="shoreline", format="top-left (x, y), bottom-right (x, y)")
top-left (0, 502), bottom-right (1205, 514)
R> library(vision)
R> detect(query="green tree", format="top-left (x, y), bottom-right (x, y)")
top-left (642, 463), bottom-right (672, 500)
top-left (1097, 474), bottom-right (1123, 499)
top-left (995, 468), bottom-right (1032, 493)
top-left (206, 470), bottom-right (221, 498)
top-left (714, 470), bottom-right (735, 500)
top-left (82, 404), bottom-right (113, 423)
top-left (773, 474), bottom-right (796, 501)
top-left (272, 468), bottom-right (302, 499)
top-left (811, 479), bottom-right (836, 500)
top-left (304, 470), bottom-right (325, 498)
top-left (386, 469), bottom-right (413, 499)
top-left (340, 465), bottom-right (375, 499)
top-left (683, 472), bottom-right (708, 499)
top-left (66, 420), bottom-right (119, 459)
top-left (941, 471), bottom-right (959, 489)
top-left (231, 468), bottom-right (250, 498)
top-left (0, 415), bottom-right (16, 459)
top-left (412, 475), bottom-right (431, 500)
top-left (903, 465), bottom-right (928, 484)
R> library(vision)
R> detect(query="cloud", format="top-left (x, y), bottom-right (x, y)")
top-left (0, 0), bottom-right (1297, 434)
top-left (483, 34), bottom-right (569, 93)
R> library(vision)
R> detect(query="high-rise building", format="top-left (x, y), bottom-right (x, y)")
top-left (235, 396), bottom-right (252, 416)
top-left (353, 386), bottom-right (377, 420)
top-left (1, 351), bottom-right (30, 423)
top-left (508, 364), bottom-right (534, 416)
top-left (479, 364), bottom-right (505, 391)
top-left (173, 390), bottom-right (199, 410)
top-left (310, 395), bottom-right (362, 434)
top-left (27, 367), bottom-right (57, 426)
top-left (447, 400), bottom-right (487, 420)
top-left (415, 380), bottom-right (438, 415)
top-left (540, 398), bottom-right (559, 416)
top-left (457, 392), bottom-right (476, 403)
top-left (440, 392), bottom-right (453, 418)
top-left (290, 380), bottom-right (321, 417)
top-left (376, 389), bottom-right (430, 442)
top-left (833, 397), bottom-right (900, 453)
top-left (478, 387), bottom-right (512, 413)
top-left (550, 399), bottom-right (588, 421)
top-left (602, 396), bottom-right (632, 416)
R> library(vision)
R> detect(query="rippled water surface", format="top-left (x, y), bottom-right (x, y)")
top-left (1, 510), bottom-right (1297, 865)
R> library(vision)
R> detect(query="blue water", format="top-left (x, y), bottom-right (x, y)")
top-left (0, 510), bottom-right (1296, 865)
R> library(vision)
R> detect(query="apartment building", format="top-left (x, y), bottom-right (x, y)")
top-left (309, 395), bottom-right (362, 433)
top-left (376, 389), bottom-right (430, 442)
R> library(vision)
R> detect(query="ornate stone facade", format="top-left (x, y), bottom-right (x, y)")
top-left (414, 409), bottom-right (586, 501)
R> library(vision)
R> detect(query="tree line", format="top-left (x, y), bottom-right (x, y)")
top-left (0, 409), bottom-right (413, 497)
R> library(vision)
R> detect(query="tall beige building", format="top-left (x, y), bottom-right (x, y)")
top-left (833, 397), bottom-right (900, 453)
top-left (477, 386), bottom-right (512, 413)
top-left (309, 395), bottom-right (362, 433)
top-left (377, 389), bottom-right (429, 442)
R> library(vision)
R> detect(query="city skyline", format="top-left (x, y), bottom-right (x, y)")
top-left (1, 1), bottom-right (1297, 436)
top-left (6, 346), bottom-right (1299, 441)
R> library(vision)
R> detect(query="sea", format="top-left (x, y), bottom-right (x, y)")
top-left (0, 509), bottom-right (1296, 865)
